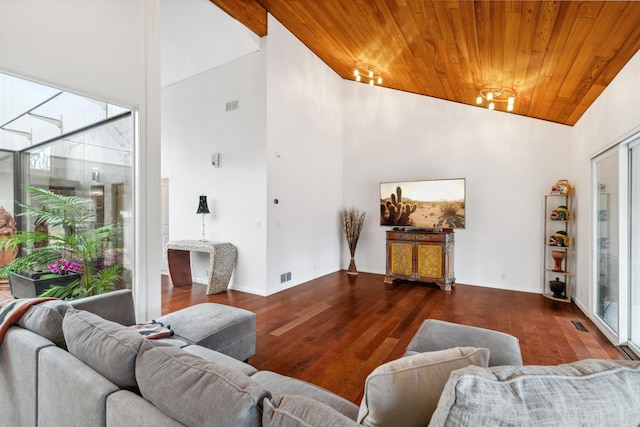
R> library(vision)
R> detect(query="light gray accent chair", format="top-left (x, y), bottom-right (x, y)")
top-left (405, 319), bottom-right (524, 366)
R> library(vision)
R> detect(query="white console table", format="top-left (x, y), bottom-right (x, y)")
top-left (165, 240), bottom-right (237, 294)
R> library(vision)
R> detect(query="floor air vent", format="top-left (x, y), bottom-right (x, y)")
top-left (571, 321), bottom-right (588, 332)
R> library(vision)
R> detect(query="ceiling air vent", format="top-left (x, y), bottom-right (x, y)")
top-left (225, 100), bottom-right (239, 112)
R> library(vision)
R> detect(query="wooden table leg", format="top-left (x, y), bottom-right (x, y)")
top-left (167, 249), bottom-right (192, 287)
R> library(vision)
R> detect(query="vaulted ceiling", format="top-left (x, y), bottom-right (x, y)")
top-left (210, 0), bottom-right (640, 126)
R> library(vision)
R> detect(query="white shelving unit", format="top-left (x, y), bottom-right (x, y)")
top-left (543, 193), bottom-right (573, 302)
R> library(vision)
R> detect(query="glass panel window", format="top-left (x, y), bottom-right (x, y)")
top-left (594, 148), bottom-right (620, 333)
top-left (630, 142), bottom-right (640, 354)
top-left (21, 113), bottom-right (134, 289)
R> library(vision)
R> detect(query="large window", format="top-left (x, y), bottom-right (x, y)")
top-left (0, 73), bottom-right (135, 290)
top-left (20, 113), bottom-right (134, 285)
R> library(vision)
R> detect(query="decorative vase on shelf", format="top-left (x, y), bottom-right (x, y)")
top-left (551, 250), bottom-right (566, 272)
top-left (549, 277), bottom-right (567, 299)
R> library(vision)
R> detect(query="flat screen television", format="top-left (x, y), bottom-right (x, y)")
top-left (380, 178), bottom-right (466, 229)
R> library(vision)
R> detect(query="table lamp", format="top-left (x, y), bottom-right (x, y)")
top-left (196, 195), bottom-right (210, 241)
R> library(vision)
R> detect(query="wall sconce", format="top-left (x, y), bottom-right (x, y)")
top-left (211, 153), bottom-right (220, 168)
top-left (91, 170), bottom-right (100, 182)
top-left (196, 195), bottom-right (210, 241)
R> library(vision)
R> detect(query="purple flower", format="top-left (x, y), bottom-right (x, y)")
top-left (48, 258), bottom-right (83, 275)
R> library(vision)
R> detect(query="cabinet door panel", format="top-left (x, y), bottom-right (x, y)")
top-left (417, 244), bottom-right (442, 279)
top-left (390, 242), bottom-right (413, 276)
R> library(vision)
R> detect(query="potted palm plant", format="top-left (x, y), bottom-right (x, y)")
top-left (0, 186), bottom-right (123, 300)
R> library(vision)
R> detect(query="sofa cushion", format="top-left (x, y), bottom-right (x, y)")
top-left (263, 395), bottom-right (359, 427)
top-left (358, 347), bottom-right (490, 427)
top-left (62, 308), bottom-right (144, 389)
top-left (252, 371), bottom-right (359, 420)
top-left (135, 340), bottom-right (269, 427)
top-left (17, 299), bottom-right (72, 348)
top-left (429, 359), bottom-right (640, 427)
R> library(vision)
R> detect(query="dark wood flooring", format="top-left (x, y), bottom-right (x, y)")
top-left (162, 271), bottom-right (624, 404)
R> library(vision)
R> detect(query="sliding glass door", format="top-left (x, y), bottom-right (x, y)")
top-left (593, 135), bottom-right (640, 357)
top-left (630, 141), bottom-right (640, 355)
top-left (593, 148), bottom-right (621, 334)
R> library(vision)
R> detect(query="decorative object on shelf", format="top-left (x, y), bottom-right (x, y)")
top-left (551, 250), bottom-right (566, 272)
top-left (551, 179), bottom-right (573, 194)
top-left (599, 237), bottom-right (609, 249)
top-left (598, 209), bottom-right (608, 222)
top-left (196, 195), bottom-right (210, 242)
top-left (353, 64), bottom-right (382, 86)
top-left (475, 87), bottom-right (516, 111)
top-left (548, 277), bottom-right (567, 299)
top-left (342, 208), bottom-right (366, 275)
top-left (550, 205), bottom-right (570, 221)
top-left (549, 230), bottom-right (569, 247)
top-left (543, 192), bottom-right (573, 303)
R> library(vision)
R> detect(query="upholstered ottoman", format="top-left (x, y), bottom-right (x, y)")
top-left (156, 303), bottom-right (256, 362)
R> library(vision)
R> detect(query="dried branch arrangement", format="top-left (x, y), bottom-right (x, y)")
top-left (342, 208), bottom-right (366, 275)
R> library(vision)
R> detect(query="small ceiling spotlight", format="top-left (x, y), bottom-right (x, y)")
top-left (476, 87), bottom-right (516, 112)
top-left (354, 64), bottom-right (382, 86)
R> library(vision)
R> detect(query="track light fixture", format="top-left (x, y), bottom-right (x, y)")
top-left (353, 64), bottom-right (382, 86)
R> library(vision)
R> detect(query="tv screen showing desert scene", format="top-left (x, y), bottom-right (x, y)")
top-left (380, 179), bottom-right (466, 229)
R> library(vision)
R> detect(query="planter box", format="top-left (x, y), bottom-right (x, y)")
top-left (8, 271), bottom-right (81, 299)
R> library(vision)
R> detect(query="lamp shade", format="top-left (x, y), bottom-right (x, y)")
top-left (196, 195), bottom-right (210, 214)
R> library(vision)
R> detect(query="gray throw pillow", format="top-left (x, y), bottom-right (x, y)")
top-left (358, 347), bottom-right (490, 427)
top-left (17, 299), bottom-right (72, 348)
top-left (62, 308), bottom-right (144, 389)
top-left (135, 340), bottom-right (269, 427)
top-left (429, 359), bottom-right (640, 427)
top-left (263, 395), bottom-right (359, 427)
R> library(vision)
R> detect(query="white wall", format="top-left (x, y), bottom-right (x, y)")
top-left (161, 49), bottom-right (268, 294)
top-left (161, 0), bottom-right (260, 87)
top-left (342, 83), bottom-right (573, 294)
top-left (571, 51), bottom-right (640, 314)
top-left (265, 16), bottom-right (344, 295)
top-left (0, 0), bottom-right (162, 320)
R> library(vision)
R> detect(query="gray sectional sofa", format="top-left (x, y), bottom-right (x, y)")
top-left (2, 290), bottom-right (640, 427)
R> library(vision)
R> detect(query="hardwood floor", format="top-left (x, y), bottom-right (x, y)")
top-left (162, 271), bottom-right (625, 404)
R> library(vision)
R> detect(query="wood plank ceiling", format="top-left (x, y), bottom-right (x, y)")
top-left (210, 1), bottom-right (640, 126)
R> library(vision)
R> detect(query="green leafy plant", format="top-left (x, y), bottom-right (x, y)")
top-left (0, 186), bottom-right (122, 300)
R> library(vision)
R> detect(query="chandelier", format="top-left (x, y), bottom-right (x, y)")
top-left (476, 87), bottom-right (516, 111)
top-left (354, 64), bottom-right (382, 86)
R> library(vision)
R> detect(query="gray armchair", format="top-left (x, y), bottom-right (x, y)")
top-left (405, 319), bottom-right (523, 366)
